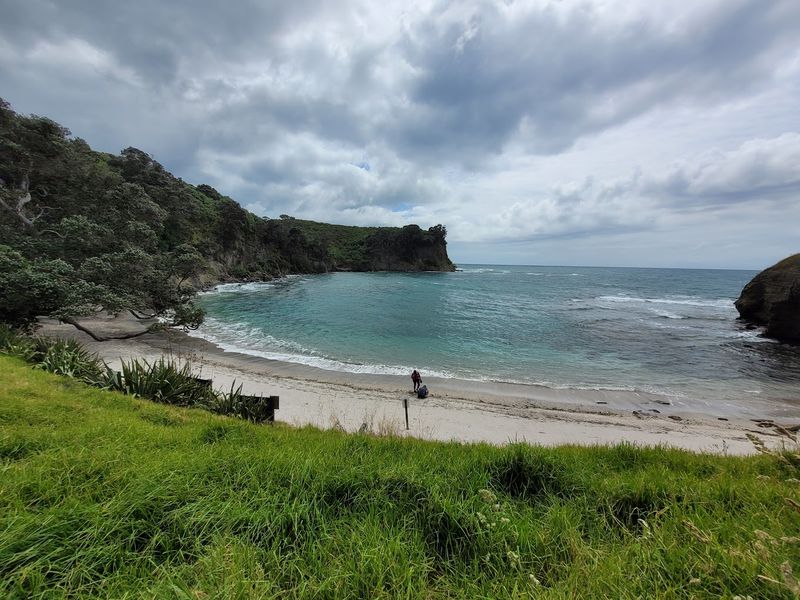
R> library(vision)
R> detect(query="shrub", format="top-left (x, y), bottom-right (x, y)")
top-left (1, 327), bottom-right (272, 424)
top-left (114, 358), bottom-right (214, 407)
top-left (206, 384), bottom-right (276, 423)
top-left (0, 323), bottom-right (35, 359)
top-left (2, 329), bottom-right (106, 384)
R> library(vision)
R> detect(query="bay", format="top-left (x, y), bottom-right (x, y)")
top-left (193, 265), bottom-right (800, 412)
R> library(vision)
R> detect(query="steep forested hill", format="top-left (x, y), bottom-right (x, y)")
top-left (0, 100), bottom-right (453, 334)
top-left (0, 100), bottom-right (454, 281)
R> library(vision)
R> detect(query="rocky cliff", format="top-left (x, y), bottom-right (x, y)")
top-left (286, 219), bottom-right (456, 273)
top-left (735, 254), bottom-right (800, 342)
top-left (353, 224), bottom-right (455, 272)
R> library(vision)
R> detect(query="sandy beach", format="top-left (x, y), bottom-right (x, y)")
top-left (37, 314), bottom-right (798, 455)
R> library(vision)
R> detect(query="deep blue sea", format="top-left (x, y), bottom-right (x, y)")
top-left (193, 265), bottom-right (800, 411)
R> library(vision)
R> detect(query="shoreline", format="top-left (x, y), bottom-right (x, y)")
top-left (37, 314), bottom-right (798, 455)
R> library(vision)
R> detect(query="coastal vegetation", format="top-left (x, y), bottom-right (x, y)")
top-left (2, 353), bottom-right (800, 598)
top-left (0, 100), bottom-right (453, 340)
top-left (0, 326), bottom-right (275, 425)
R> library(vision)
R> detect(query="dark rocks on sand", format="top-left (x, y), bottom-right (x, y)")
top-left (735, 253), bottom-right (800, 343)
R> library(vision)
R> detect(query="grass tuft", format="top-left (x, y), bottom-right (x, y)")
top-left (489, 443), bottom-right (580, 500)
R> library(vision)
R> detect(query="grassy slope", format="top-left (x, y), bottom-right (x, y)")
top-left (1, 355), bottom-right (799, 599)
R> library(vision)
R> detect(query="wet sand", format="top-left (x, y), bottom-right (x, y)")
top-left (37, 315), bottom-right (799, 455)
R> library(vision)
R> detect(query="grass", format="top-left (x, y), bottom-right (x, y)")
top-left (1, 354), bottom-right (799, 598)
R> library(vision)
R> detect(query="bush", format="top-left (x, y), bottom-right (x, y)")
top-left (1, 326), bottom-right (270, 424)
top-left (113, 358), bottom-right (214, 407)
top-left (0, 323), bottom-right (35, 358)
top-left (207, 383), bottom-right (276, 423)
top-left (2, 333), bottom-right (105, 384)
top-left (30, 337), bottom-right (104, 381)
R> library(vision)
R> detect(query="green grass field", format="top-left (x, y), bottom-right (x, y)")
top-left (1, 354), bottom-right (799, 598)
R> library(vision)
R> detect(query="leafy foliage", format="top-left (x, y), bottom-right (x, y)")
top-left (0, 329), bottom-right (105, 383)
top-left (0, 102), bottom-right (207, 333)
top-left (1, 328), bottom-right (278, 425)
top-left (26, 337), bottom-right (105, 382)
top-left (109, 358), bottom-right (214, 407)
top-left (206, 383), bottom-right (277, 423)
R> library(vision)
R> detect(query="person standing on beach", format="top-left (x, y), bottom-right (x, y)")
top-left (411, 369), bottom-right (421, 393)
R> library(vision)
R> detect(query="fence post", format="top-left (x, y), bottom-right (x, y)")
top-left (267, 395), bottom-right (279, 424)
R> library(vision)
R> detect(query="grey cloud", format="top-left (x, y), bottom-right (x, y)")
top-left (0, 0), bottom-right (330, 85)
top-left (646, 133), bottom-right (800, 204)
top-left (5, 0), bottom-right (796, 170)
top-left (392, 0), bottom-right (800, 162)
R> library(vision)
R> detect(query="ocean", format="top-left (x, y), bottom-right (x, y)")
top-left (193, 265), bottom-right (800, 415)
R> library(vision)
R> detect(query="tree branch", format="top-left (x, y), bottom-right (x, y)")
top-left (62, 317), bottom-right (156, 342)
top-left (0, 174), bottom-right (36, 228)
top-left (38, 228), bottom-right (66, 239)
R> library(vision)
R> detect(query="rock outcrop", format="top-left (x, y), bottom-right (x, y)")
top-left (357, 224), bottom-right (456, 272)
top-left (735, 254), bottom-right (800, 342)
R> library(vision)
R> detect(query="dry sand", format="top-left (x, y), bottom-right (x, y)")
top-left (37, 314), bottom-right (798, 456)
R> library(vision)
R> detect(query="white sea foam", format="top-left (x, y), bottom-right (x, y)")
top-left (730, 329), bottom-right (774, 342)
top-left (648, 308), bottom-right (686, 319)
top-left (204, 282), bottom-right (275, 294)
top-left (639, 319), bottom-right (694, 331)
top-left (594, 295), bottom-right (734, 309)
top-left (203, 275), bottom-right (309, 295)
top-left (459, 268), bottom-right (510, 274)
top-left (188, 321), bottom-right (456, 378)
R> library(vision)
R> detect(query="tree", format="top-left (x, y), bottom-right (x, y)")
top-left (0, 243), bottom-right (204, 340)
top-left (0, 101), bottom-right (207, 340)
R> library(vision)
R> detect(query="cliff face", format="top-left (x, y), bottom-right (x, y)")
top-left (735, 254), bottom-right (800, 343)
top-left (284, 219), bottom-right (456, 273)
top-left (355, 224), bottom-right (455, 272)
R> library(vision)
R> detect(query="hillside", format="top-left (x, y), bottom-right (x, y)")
top-left (2, 355), bottom-right (799, 598)
top-left (0, 101), bottom-right (454, 282)
top-left (0, 100), bottom-right (453, 335)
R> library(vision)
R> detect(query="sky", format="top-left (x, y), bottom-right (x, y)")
top-left (1, 0), bottom-right (799, 269)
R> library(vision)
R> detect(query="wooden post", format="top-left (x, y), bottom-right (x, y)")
top-left (403, 397), bottom-right (409, 430)
top-left (267, 395), bottom-right (279, 424)
top-left (240, 395), bottom-right (280, 424)
top-left (193, 377), bottom-right (213, 389)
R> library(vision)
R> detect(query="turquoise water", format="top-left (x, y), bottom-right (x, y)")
top-left (194, 265), bottom-right (800, 410)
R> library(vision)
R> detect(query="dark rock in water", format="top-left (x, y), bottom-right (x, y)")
top-left (735, 254), bottom-right (800, 343)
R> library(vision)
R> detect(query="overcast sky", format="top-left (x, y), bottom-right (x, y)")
top-left (1, 0), bottom-right (799, 269)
